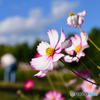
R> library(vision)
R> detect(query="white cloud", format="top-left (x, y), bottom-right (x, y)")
top-left (0, 1), bottom-right (78, 45)
top-left (51, 1), bottom-right (77, 19)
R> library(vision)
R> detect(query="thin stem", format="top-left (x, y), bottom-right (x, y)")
top-left (80, 60), bottom-right (96, 80)
top-left (60, 59), bottom-right (100, 86)
top-left (78, 25), bottom-right (100, 52)
top-left (86, 54), bottom-right (100, 69)
top-left (20, 93), bottom-right (33, 100)
top-left (46, 74), bottom-right (55, 90)
top-left (56, 70), bottom-right (69, 91)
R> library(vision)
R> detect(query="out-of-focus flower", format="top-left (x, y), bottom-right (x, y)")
top-left (66, 78), bottom-right (77, 86)
top-left (81, 78), bottom-right (96, 93)
top-left (85, 95), bottom-right (93, 100)
top-left (67, 10), bottom-right (86, 28)
top-left (96, 87), bottom-right (100, 95)
top-left (74, 84), bottom-right (81, 91)
top-left (64, 32), bottom-right (89, 62)
top-left (75, 70), bottom-right (90, 77)
top-left (43, 90), bottom-right (65, 100)
top-left (16, 89), bottom-right (21, 97)
top-left (30, 29), bottom-right (72, 77)
top-left (23, 79), bottom-right (34, 91)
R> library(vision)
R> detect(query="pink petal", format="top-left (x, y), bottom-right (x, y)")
top-left (53, 53), bottom-right (64, 62)
top-left (64, 55), bottom-right (73, 63)
top-left (47, 29), bottom-right (59, 48)
top-left (34, 71), bottom-right (48, 77)
top-left (30, 56), bottom-right (53, 71)
top-left (37, 41), bottom-right (50, 56)
top-left (55, 28), bottom-right (66, 52)
top-left (77, 10), bottom-right (86, 16)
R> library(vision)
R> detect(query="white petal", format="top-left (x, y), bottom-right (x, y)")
top-left (72, 15), bottom-right (78, 25)
top-left (37, 41), bottom-right (50, 56)
top-left (67, 16), bottom-right (72, 26)
top-left (78, 16), bottom-right (84, 25)
top-left (64, 55), bottom-right (73, 63)
top-left (55, 28), bottom-right (66, 53)
top-left (74, 34), bottom-right (81, 45)
top-left (30, 56), bottom-right (53, 71)
top-left (47, 29), bottom-right (59, 48)
top-left (80, 32), bottom-right (88, 46)
top-left (76, 51), bottom-right (85, 58)
top-left (77, 10), bottom-right (86, 16)
top-left (53, 53), bottom-right (64, 62)
top-left (34, 71), bottom-right (48, 77)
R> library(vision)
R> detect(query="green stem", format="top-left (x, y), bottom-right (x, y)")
top-left (80, 60), bottom-right (96, 80)
top-left (20, 93), bottom-right (33, 100)
top-left (56, 70), bottom-right (69, 91)
top-left (86, 54), bottom-right (100, 69)
top-left (78, 25), bottom-right (100, 52)
top-left (46, 74), bottom-right (55, 90)
top-left (60, 59), bottom-right (100, 86)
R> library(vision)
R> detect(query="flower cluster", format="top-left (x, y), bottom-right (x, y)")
top-left (30, 10), bottom-right (89, 77)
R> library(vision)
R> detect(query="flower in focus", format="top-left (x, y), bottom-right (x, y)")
top-left (23, 79), bottom-right (34, 91)
top-left (81, 78), bottom-right (96, 93)
top-left (64, 32), bottom-right (89, 62)
top-left (30, 28), bottom-right (72, 77)
top-left (66, 78), bottom-right (77, 87)
top-left (43, 90), bottom-right (65, 100)
top-left (67, 10), bottom-right (86, 27)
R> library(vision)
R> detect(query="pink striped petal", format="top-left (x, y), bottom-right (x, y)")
top-left (55, 28), bottom-right (66, 52)
top-left (30, 56), bottom-right (53, 71)
top-left (47, 29), bottom-right (59, 48)
top-left (34, 71), bottom-right (48, 77)
top-left (53, 53), bottom-right (64, 62)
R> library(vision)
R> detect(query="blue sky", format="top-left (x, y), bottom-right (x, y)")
top-left (0, 0), bottom-right (100, 46)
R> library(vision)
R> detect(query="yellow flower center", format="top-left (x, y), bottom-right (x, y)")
top-left (51, 97), bottom-right (55, 100)
top-left (87, 84), bottom-right (92, 89)
top-left (75, 45), bottom-right (81, 52)
top-left (46, 47), bottom-right (55, 57)
top-left (26, 83), bottom-right (31, 88)
top-left (69, 12), bottom-right (75, 16)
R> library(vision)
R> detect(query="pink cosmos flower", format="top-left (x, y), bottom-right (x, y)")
top-left (67, 10), bottom-right (86, 28)
top-left (43, 90), bottom-right (65, 100)
top-left (30, 29), bottom-right (72, 77)
top-left (23, 79), bottom-right (34, 91)
top-left (81, 78), bottom-right (96, 93)
top-left (64, 32), bottom-right (89, 62)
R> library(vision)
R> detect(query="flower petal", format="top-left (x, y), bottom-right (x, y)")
top-left (77, 10), bottom-right (86, 16)
top-left (37, 41), bottom-right (50, 56)
top-left (34, 71), bottom-right (48, 77)
top-left (47, 29), bottom-right (59, 48)
top-left (72, 15), bottom-right (78, 27)
top-left (80, 32), bottom-right (88, 46)
top-left (78, 16), bottom-right (84, 25)
top-left (74, 34), bottom-right (81, 45)
top-left (67, 16), bottom-right (72, 26)
top-left (55, 28), bottom-right (66, 52)
top-left (53, 53), bottom-right (64, 62)
top-left (30, 56), bottom-right (53, 71)
top-left (61, 39), bottom-right (72, 49)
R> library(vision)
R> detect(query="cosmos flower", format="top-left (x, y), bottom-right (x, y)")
top-left (66, 78), bottom-right (77, 87)
top-left (67, 10), bottom-right (86, 28)
top-left (43, 90), bottom-right (65, 100)
top-left (64, 32), bottom-right (89, 63)
top-left (23, 79), bottom-right (34, 91)
top-left (30, 28), bottom-right (72, 77)
top-left (81, 78), bottom-right (96, 93)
